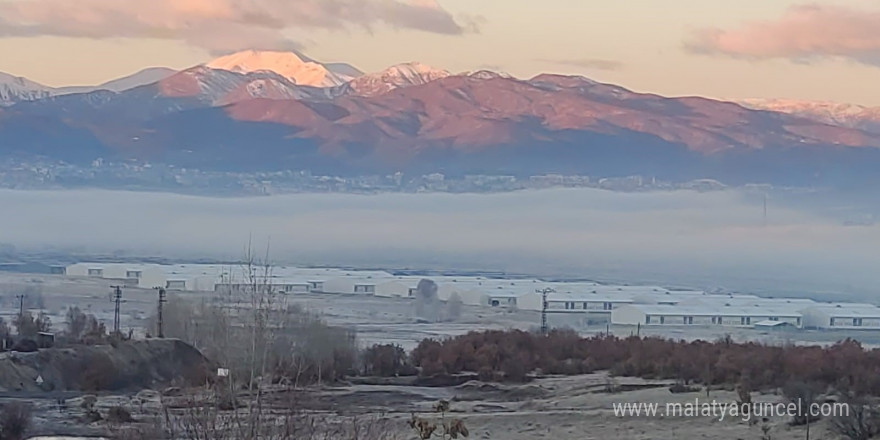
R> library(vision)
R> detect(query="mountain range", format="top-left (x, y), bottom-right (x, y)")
top-left (3, 50), bottom-right (880, 187)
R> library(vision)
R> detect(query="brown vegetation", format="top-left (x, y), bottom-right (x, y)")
top-left (64, 306), bottom-right (108, 344)
top-left (0, 402), bottom-right (31, 440)
top-left (12, 311), bottom-right (50, 339)
top-left (411, 330), bottom-right (880, 395)
top-left (362, 344), bottom-right (416, 377)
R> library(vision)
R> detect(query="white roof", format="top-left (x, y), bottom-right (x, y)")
top-left (684, 295), bottom-right (816, 308)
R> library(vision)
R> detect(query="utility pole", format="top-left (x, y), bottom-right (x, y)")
top-left (111, 286), bottom-right (122, 337)
top-left (537, 288), bottom-right (555, 335)
top-left (157, 287), bottom-right (167, 338)
top-left (14, 293), bottom-right (25, 338)
top-left (16, 294), bottom-right (25, 322)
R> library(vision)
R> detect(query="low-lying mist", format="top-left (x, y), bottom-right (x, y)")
top-left (1, 188), bottom-right (877, 301)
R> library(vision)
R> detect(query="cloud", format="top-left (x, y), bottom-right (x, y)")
top-left (539, 58), bottom-right (624, 71)
top-left (686, 4), bottom-right (880, 66)
top-left (0, 0), bottom-right (477, 53)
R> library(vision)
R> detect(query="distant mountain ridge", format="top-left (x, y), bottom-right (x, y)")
top-left (0, 72), bottom-right (53, 104)
top-left (737, 99), bottom-right (880, 135)
top-left (0, 67), bottom-right (177, 106)
top-left (2, 50), bottom-right (880, 188)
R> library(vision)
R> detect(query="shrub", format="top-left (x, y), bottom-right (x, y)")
top-left (107, 406), bottom-right (135, 423)
top-left (0, 402), bottom-right (31, 440)
top-left (669, 382), bottom-right (701, 394)
top-left (409, 330), bottom-right (880, 395)
top-left (362, 344), bottom-right (415, 377)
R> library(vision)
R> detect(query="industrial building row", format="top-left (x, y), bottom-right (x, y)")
top-left (61, 262), bottom-right (880, 331)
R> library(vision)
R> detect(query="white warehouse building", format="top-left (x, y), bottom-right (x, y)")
top-left (801, 304), bottom-right (880, 330)
top-left (66, 262), bottom-right (167, 289)
top-left (612, 304), bottom-right (803, 328)
top-left (319, 278), bottom-right (377, 295)
top-left (518, 292), bottom-right (634, 313)
top-left (374, 281), bottom-right (419, 298)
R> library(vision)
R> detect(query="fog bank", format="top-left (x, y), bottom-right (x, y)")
top-left (0, 188), bottom-right (877, 300)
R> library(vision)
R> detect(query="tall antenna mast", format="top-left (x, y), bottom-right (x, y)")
top-left (157, 287), bottom-right (167, 338)
top-left (111, 286), bottom-right (123, 337)
top-left (16, 294), bottom-right (25, 322)
top-left (537, 287), bottom-right (555, 334)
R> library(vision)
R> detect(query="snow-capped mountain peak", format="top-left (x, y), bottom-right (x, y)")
top-left (206, 50), bottom-right (356, 88)
top-left (0, 71), bottom-right (54, 106)
top-left (345, 62), bottom-right (451, 97)
top-left (737, 98), bottom-right (880, 134)
top-left (466, 70), bottom-right (514, 80)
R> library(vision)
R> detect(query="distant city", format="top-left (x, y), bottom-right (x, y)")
top-left (0, 158), bottom-right (734, 195)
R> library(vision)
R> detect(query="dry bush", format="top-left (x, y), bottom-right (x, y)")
top-left (65, 307), bottom-right (108, 344)
top-left (362, 344), bottom-right (416, 377)
top-left (13, 311), bottom-right (50, 338)
top-left (409, 400), bottom-right (469, 440)
top-left (782, 380), bottom-right (823, 426)
top-left (411, 330), bottom-right (880, 393)
top-left (153, 246), bottom-right (360, 389)
top-left (163, 391), bottom-right (401, 440)
top-left (831, 396), bottom-right (880, 440)
top-left (107, 405), bottom-right (135, 424)
top-left (0, 402), bottom-right (31, 440)
top-left (81, 353), bottom-right (117, 391)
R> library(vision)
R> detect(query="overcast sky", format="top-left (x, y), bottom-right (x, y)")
top-left (1, 0), bottom-right (880, 105)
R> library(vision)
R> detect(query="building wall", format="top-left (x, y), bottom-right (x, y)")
top-left (353, 284), bottom-right (376, 295)
top-left (548, 300), bottom-right (629, 312)
top-left (613, 305), bottom-right (804, 328)
top-left (827, 317), bottom-right (880, 329)
top-left (483, 295), bottom-right (519, 308)
top-left (610, 306), bottom-right (647, 325)
top-left (166, 280), bottom-right (187, 290)
top-left (132, 268), bottom-right (167, 289)
top-left (65, 263), bottom-right (166, 288)
top-left (278, 283), bottom-right (310, 294)
top-left (375, 281), bottom-right (414, 298)
top-left (798, 309), bottom-right (880, 329)
top-left (320, 278), bottom-right (357, 294)
top-left (516, 293), bottom-right (543, 311)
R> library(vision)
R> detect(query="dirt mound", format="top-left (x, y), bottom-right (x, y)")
top-left (456, 380), bottom-right (502, 393)
top-left (0, 339), bottom-right (214, 392)
top-left (455, 380), bottom-right (547, 402)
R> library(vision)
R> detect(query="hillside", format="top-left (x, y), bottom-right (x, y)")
top-left (0, 339), bottom-right (212, 392)
top-left (2, 51), bottom-right (880, 187)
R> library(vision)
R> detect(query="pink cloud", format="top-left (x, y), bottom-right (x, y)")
top-left (687, 4), bottom-right (880, 65)
top-left (0, 0), bottom-right (477, 53)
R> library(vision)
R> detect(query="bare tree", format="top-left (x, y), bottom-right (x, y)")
top-left (783, 380), bottom-right (822, 430)
top-left (65, 307), bottom-right (88, 339)
top-left (0, 402), bottom-right (31, 440)
top-left (832, 396), bottom-right (880, 440)
top-left (143, 239), bottom-right (363, 439)
top-left (14, 311), bottom-right (50, 338)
